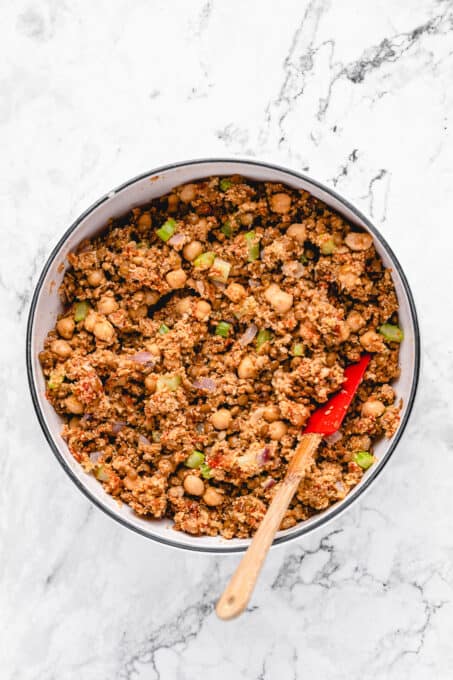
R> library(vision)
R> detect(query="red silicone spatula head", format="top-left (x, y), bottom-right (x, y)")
top-left (304, 354), bottom-right (371, 436)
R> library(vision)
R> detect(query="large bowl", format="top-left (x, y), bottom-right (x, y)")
top-left (26, 159), bottom-right (420, 554)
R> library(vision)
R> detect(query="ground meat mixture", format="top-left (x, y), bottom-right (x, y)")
top-left (39, 176), bottom-right (403, 538)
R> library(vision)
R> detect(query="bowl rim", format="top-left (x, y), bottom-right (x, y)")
top-left (26, 157), bottom-right (421, 554)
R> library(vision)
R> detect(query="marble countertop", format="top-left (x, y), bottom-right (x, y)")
top-left (2, 0), bottom-right (452, 678)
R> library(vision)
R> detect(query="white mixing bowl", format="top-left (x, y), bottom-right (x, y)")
top-left (26, 159), bottom-right (420, 553)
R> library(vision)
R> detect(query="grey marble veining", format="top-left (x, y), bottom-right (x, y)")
top-left (1, 0), bottom-right (452, 678)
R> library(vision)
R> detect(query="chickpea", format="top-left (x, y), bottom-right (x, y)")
top-left (93, 319), bottom-right (115, 343)
top-left (263, 404), bottom-right (281, 422)
top-left (225, 282), bottom-right (246, 303)
top-left (325, 352), bottom-right (337, 367)
top-left (167, 194), bottom-right (179, 212)
top-left (144, 290), bottom-right (160, 306)
top-left (183, 240), bottom-right (203, 262)
top-left (240, 212), bottom-right (254, 226)
top-left (87, 269), bottom-right (105, 287)
top-left (211, 408), bottom-right (232, 430)
top-left (203, 487), bottom-right (224, 507)
top-left (264, 284), bottom-right (293, 314)
top-left (57, 317), bottom-right (75, 339)
top-left (123, 475), bottom-right (138, 491)
top-left (65, 395), bottom-right (84, 414)
top-left (171, 253), bottom-right (183, 268)
top-left (129, 305), bottom-right (148, 320)
top-left (144, 375), bottom-right (157, 393)
top-left (97, 296), bottom-right (118, 315)
top-left (51, 339), bottom-right (72, 359)
top-left (184, 475), bottom-right (205, 496)
top-left (360, 330), bottom-right (385, 353)
top-left (166, 268), bottom-right (187, 289)
top-left (194, 300), bottom-right (211, 321)
top-left (269, 420), bottom-right (287, 440)
top-left (362, 400), bottom-right (385, 418)
top-left (118, 262), bottom-right (130, 278)
top-left (137, 212), bottom-right (152, 229)
top-left (270, 192), bottom-right (292, 214)
top-left (346, 311), bottom-right (366, 332)
top-left (176, 297), bottom-right (192, 315)
top-left (287, 223), bottom-right (306, 243)
top-left (84, 310), bottom-right (97, 333)
top-left (180, 184), bottom-right (197, 203)
top-left (168, 485), bottom-right (184, 499)
top-left (238, 355), bottom-right (256, 379)
top-left (338, 264), bottom-right (359, 290)
top-left (345, 232), bottom-right (373, 252)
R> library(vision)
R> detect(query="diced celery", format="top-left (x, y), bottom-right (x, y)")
top-left (152, 431), bottom-right (161, 443)
top-left (219, 178), bottom-right (232, 192)
top-left (193, 251), bottom-right (215, 270)
top-left (379, 323), bottom-right (404, 343)
top-left (353, 451), bottom-right (375, 470)
top-left (199, 462), bottom-right (213, 479)
top-left (185, 450), bottom-right (205, 469)
top-left (245, 231), bottom-right (260, 262)
top-left (159, 323), bottom-right (170, 335)
top-left (74, 301), bottom-right (90, 322)
top-left (94, 465), bottom-right (110, 482)
top-left (215, 321), bottom-right (231, 338)
top-left (256, 329), bottom-right (272, 350)
top-left (292, 343), bottom-right (304, 357)
top-left (320, 235), bottom-right (336, 255)
top-left (156, 374), bottom-right (181, 392)
top-left (47, 367), bottom-right (65, 390)
top-left (209, 257), bottom-right (231, 283)
top-left (156, 218), bottom-right (176, 242)
top-left (221, 221), bottom-right (232, 237)
top-left (300, 253), bottom-right (308, 265)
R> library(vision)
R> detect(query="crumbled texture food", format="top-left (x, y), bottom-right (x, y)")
top-left (39, 176), bottom-right (402, 538)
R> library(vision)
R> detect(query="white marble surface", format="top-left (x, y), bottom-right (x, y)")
top-left (1, 0), bottom-right (452, 677)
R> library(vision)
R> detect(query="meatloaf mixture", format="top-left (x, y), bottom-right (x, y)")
top-left (39, 176), bottom-right (403, 538)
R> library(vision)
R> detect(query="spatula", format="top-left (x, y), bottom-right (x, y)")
top-left (216, 353), bottom-right (371, 620)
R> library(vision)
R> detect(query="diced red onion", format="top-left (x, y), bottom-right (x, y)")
top-left (194, 280), bottom-right (205, 295)
top-left (112, 421), bottom-right (125, 435)
top-left (139, 434), bottom-right (152, 447)
top-left (212, 280), bottom-right (226, 291)
top-left (81, 414), bottom-right (92, 423)
top-left (335, 481), bottom-right (346, 494)
top-left (324, 431), bottom-right (343, 446)
top-left (89, 450), bottom-right (103, 463)
top-left (239, 323), bottom-right (258, 347)
top-left (168, 233), bottom-right (186, 246)
top-left (131, 351), bottom-right (155, 365)
top-left (192, 377), bottom-right (217, 391)
top-left (261, 477), bottom-right (276, 490)
top-left (282, 261), bottom-right (305, 279)
top-left (257, 446), bottom-right (271, 466)
top-left (248, 278), bottom-right (259, 288)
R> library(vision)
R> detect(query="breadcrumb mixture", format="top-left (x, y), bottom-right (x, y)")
top-left (39, 176), bottom-right (402, 538)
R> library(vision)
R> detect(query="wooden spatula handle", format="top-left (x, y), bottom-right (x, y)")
top-left (216, 433), bottom-right (322, 620)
